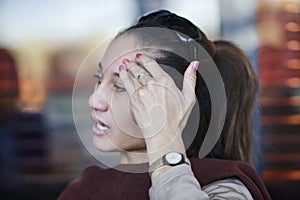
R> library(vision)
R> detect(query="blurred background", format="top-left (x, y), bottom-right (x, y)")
top-left (0, 0), bottom-right (299, 199)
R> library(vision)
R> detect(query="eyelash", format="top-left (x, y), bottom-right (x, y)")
top-left (93, 74), bottom-right (126, 92)
top-left (93, 74), bottom-right (102, 85)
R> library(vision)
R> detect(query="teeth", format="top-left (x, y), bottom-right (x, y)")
top-left (97, 123), bottom-right (108, 131)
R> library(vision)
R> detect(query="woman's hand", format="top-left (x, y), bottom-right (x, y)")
top-left (119, 54), bottom-right (199, 165)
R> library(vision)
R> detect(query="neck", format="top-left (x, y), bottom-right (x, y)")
top-left (120, 150), bottom-right (148, 164)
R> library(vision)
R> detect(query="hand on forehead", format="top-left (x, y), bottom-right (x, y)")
top-left (101, 35), bottom-right (141, 68)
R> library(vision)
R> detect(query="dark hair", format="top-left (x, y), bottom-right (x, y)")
top-left (116, 10), bottom-right (258, 165)
top-left (207, 41), bottom-right (258, 165)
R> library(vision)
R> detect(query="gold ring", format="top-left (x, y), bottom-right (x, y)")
top-left (137, 71), bottom-right (151, 85)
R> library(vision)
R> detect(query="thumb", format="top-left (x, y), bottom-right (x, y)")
top-left (182, 61), bottom-right (199, 102)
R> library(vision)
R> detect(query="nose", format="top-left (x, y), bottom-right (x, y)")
top-left (89, 85), bottom-right (109, 112)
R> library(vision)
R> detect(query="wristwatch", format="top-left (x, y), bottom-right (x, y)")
top-left (149, 152), bottom-right (190, 174)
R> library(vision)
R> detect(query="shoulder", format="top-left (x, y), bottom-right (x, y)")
top-left (81, 164), bottom-right (118, 179)
top-left (190, 158), bottom-right (257, 184)
top-left (58, 165), bottom-right (120, 200)
top-left (190, 158), bottom-right (271, 200)
top-left (73, 165), bottom-right (113, 185)
top-left (203, 178), bottom-right (253, 200)
top-left (191, 157), bottom-right (251, 168)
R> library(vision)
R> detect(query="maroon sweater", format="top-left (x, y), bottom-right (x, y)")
top-left (58, 158), bottom-right (271, 200)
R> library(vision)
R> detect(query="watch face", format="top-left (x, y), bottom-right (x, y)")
top-left (165, 152), bottom-right (182, 164)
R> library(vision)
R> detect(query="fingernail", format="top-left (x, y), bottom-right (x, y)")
top-left (122, 58), bottom-right (130, 66)
top-left (119, 65), bottom-right (125, 72)
top-left (136, 53), bottom-right (142, 59)
top-left (193, 61), bottom-right (199, 72)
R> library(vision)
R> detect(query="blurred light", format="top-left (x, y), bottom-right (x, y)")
top-left (163, 0), bottom-right (221, 39)
top-left (264, 170), bottom-right (300, 181)
top-left (289, 96), bottom-right (300, 105)
top-left (262, 115), bottom-right (300, 125)
top-left (261, 96), bottom-right (300, 106)
top-left (17, 78), bottom-right (46, 112)
top-left (284, 3), bottom-right (300, 13)
top-left (286, 77), bottom-right (300, 87)
top-left (287, 115), bottom-right (300, 124)
top-left (286, 40), bottom-right (300, 50)
top-left (286, 59), bottom-right (300, 69)
top-left (0, 0), bottom-right (137, 47)
top-left (285, 22), bottom-right (300, 32)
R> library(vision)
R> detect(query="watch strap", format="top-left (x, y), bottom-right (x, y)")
top-left (149, 157), bottom-right (164, 174)
top-left (148, 152), bottom-right (190, 174)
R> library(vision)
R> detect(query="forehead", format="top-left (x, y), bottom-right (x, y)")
top-left (101, 35), bottom-right (139, 71)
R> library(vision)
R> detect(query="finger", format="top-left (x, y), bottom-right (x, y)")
top-left (137, 71), bottom-right (153, 86)
top-left (123, 58), bottom-right (152, 86)
top-left (135, 54), bottom-right (167, 78)
top-left (179, 61), bottom-right (199, 129)
top-left (182, 61), bottom-right (199, 103)
top-left (180, 97), bottom-right (197, 129)
top-left (118, 64), bottom-right (137, 97)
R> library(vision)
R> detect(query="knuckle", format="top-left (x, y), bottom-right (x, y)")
top-left (127, 62), bottom-right (138, 71)
top-left (145, 59), bottom-right (157, 67)
top-left (147, 79), bottom-right (156, 85)
top-left (121, 75), bottom-right (129, 82)
top-left (139, 89), bottom-right (147, 97)
top-left (130, 92), bottom-right (139, 103)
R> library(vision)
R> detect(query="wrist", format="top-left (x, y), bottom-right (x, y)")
top-left (143, 126), bottom-right (180, 144)
top-left (146, 137), bottom-right (186, 165)
top-left (145, 130), bottom-right (184, 151)
top-left (149, 152), bottom-right (190, 181)
top-left (151, 165), bottom-right (172, 180)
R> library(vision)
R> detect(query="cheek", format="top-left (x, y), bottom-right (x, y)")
top-left (112, 93), bottom-right (136, 121)
top-left (111, 94), bottom-right (130, 117)
top-left (111, 94), bottom-right (141, 137)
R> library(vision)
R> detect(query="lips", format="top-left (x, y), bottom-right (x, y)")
top-left (91, 113), bottom-right (110, 136)
top-left (96, 122), bottom-right (109, 131)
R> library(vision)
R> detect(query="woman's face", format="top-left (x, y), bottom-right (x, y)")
top-left (89, 35), bottom-right (147, 152)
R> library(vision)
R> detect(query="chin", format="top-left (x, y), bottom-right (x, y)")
top-left (93, 136), bottom-right (117, 152)
top-left (92, 135), bottom-right (146, 152)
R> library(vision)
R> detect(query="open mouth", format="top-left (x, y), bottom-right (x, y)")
top-left (96, 121), bottom-right (109, 131)
top-left (91, 114), bottom-right (110, 136)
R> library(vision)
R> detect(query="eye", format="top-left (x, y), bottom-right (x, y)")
top-left (94, 74), bottom-right (102, 86)
top-left (114, 84), bottom-right (126, 92)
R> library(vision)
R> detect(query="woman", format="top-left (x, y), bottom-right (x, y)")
top-left (59, 10), bottom-right (271, 200)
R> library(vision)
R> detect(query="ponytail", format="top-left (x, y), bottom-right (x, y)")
top-left (208, 41), bottom-right (259, 165)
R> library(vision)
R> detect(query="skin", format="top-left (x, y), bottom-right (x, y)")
top-left (89, 35), bottom-right (148, 163)
top-left (89, 34), bottom-right (199, 179)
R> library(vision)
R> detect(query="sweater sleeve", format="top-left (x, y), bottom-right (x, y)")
top-left (149, 165), bottom-right (253, 200)
top-left (149, 164), bottom-right (209, 200)
top-left (202, 178), bottom-right (253, 200)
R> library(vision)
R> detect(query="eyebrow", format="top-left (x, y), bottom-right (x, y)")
top-left (98, 62), bottom-right (120, 78)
